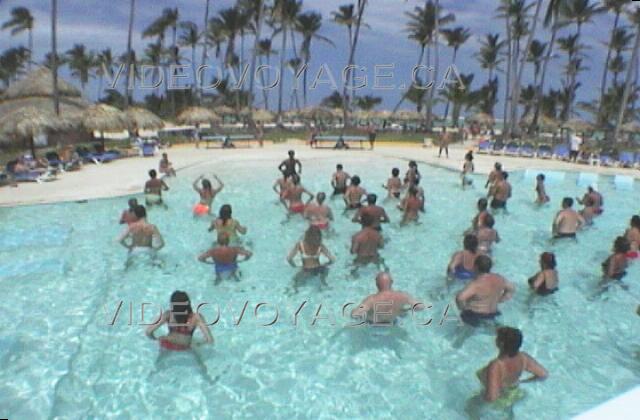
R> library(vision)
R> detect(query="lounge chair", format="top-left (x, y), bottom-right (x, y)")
top-left (141, 143), bottom-right (156, 157)
top-left (504, 142), bottom-right (521, 156)
top-left (618, 151), bottom-right (635, 168)
top-left (552, 145), bottom-right (569, 161)
top-left (599, 153), bottom-right (615, 167)
top-left (537, 145), bottom-right (552, 159)
top-left (477, 141), bottom-right (493, 154)
top-left (490, 141), bottom-right (504, 155)
top-left (634, 153), bottom-right (640, 169)
top-left (520, 143), bottom-right (535, 158)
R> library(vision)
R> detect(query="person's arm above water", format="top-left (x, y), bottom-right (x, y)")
top-left (119, 228), bottom-right (133, 250)
top-left (192, 175), bottom-right (203, 193)
top-left (278, 160), bottom-right (286, 173)
top-left (235, 221), bottom-right (248, 235)
top-left (296, 159), bottom-right (302, 174)
top-left (161, 180), bottom-right (169, 191)
top-left (577, 212), bottom-right (586, 230)
top-left (320, 245), bottom-right (336, 266)
top-left (351, 296), bottom-right (373, 320)
top-left (552, 212), bottom-right (562, 235)
top-left (194, 313), bottom-right (214, 344)
top-left (198, 250), bottom-right (214, 264)
top-left (521, 352), bottom-right (548, 382)
top-left (351, 208), bottom-right (361, 223)
top-left (484, 361), bottom-right (502, 402)
top-left (237, 247), bottom-right (253, 261)
top-left (456, 283), bottom-right (477, 309)
top-left (208, 220), bottom-right (217, 232)
top-left (213, 175), bottom-right (224, 193)
top-left (380, 209), bottom-right (390, 223)
top-left (447, 252), bottom-right (462, 277)
top-left (500, 279), bottom-right (516, 302)
top-left (287, 243), bottom-right (300, 267)
top-left (152, 226), bottom-right (165, 250)
top-left (145, 311), bottom-right (169, 339)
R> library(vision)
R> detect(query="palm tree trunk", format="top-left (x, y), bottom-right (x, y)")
top-left (199, 0), bottom-right (211, 104)
top-left (533, 20), bottom-right (557, 131)
top-left (192, 46), bottom-right (197, 99)
top-left (51, 0), bottom-right (60, 115)
top-left (248, 0), bottom-right (264, 109)
top-left (508, 36), bottom-right (520, 137)
top-left (342, 0), bottom-right (368, 129)
top-left (277, 27), bottom-right (288, 119)
top-left (124, 0), bottom-right (135, 109)
top-left (503, 14), bottom-right (512, 139)
top-left (28, 28), bottom-right (33, 71)
top-left (303, 49), bottom-right (310, 108)
top-left (392, 45), bottom-right (425, 113)
top-left (567, 23), bottom-right (583, 120)
top-left (443, 48), bottom-right (458, 121)
top-left (264, 54), bottom-right (271, 109)
top-left (614, 24), bottom-right (640, 142)
top-left (512, 0), bottom-right (542, 137)
top-left (426, 0), bottom-right (440, 130)
top-left (598, 11), bottom-right (621, 121)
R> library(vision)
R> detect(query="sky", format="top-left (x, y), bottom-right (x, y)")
top-left (0, 0), bottom-right (630, 117)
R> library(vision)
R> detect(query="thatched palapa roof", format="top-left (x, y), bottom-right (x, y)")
top-left (125, 107), bottom-right (165, 130)
top-left (177, 107), bottom-right (221, 125)
top-left (75, 104), bottom-right (129, 133)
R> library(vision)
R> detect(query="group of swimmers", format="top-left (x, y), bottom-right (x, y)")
top-left (115, 149), bottom-right (640, 407)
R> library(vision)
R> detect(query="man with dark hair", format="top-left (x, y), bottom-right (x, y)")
top-left (119, 205), bottom-right (165, 255)
top-left (278, 150), bottom-right (302, 178)
top-left (487, 171), bottom-right (511, 211)
top-left (198, 233), bottom-right (253, 284)
top-left (485, 162), bottom-right (502, 189)
top-left (351, 213), bottom-right (385, 274)
top-left (352, 194), bottom-right (389, 230)
top-left (144, 169), bottom-right (169, 207)
top-left (331, 164), bottom-right (351, 197)
top-left (456, 255), bottom-right (515, 326)
top-left (400, 187), bottom-right (422, 225)
top-left (552, 197), bottom-right (584, 240)
top-left (119, 198), bottom-right (139, 225)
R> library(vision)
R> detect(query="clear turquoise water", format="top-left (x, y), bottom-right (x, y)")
top-left (0, 156), bottom-right (638, 419)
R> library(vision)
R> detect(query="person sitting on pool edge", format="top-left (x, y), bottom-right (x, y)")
top-left (119, 198), bottom-right (139, 225)
top-left (383, 167), bottom-right (403, 200)
top-left (344, 175), bottom-right (367, 210)
top-left (282, 174), bottom-right (314, 216)
top-left (287, 225), bottom-right (335, 291)
top-left (159, 153), bottom-right (176, 177)
top-left (198, 233), bottom-right (252, 284)
top-left (448, 234), bottom-right (479, 281)
top-left (528, 252), bottom-right (558, 296)
top-left (304, 192), bottom-right (333, 231)
top-left (278, 150), bottom-right (302, 178)
top-left (535, 174), bottom-right (550, 205)
top-left (209, 204), bottom-right (247, 243)
top-left (331, 164), bottom-right (351, 197)
top-left (351, 213), bottom-right (386, 274)
top-left (552, 197), bottom-right (585, 241)
top-left (119, 205), bottom-right (165, 256)
top-left (144, 169), bottom-right (169, 208)
top-left (146, 290), bottom-right (214, 351)
top-left (456, 255), bottom-right (515, 327)
top-left (352, 194), bottom-right (389, 230)
top-left (476, 214), bottom-right (500, 255)
top-left (473, 327), bottom-right (547, 405)
top-left (601, 236), bottom-right (630, 283)
top-left (351, 272), bottom-right (424, 326)
top-left (399, 187), bottom-right (422, 226)
top-left (193, 174), bottom-right (224, 216)
top-left (487, 171), bottom-right (511, 211)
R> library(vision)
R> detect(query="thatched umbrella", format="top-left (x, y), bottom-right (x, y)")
top-left (468, 112), bottom-right (495, 126)
top-left (0, 106), bottom-right (74, 157)
top-left (74, 104), bottom-right (129, 148)
top-left (620, 121), bottom-right (640, 133)
top-left (284, 110), bottom-right (301, 120)
top-left (561, 118), bottom-right (594, 133)
top-left (354, 110), bottom-right (372, 121)
top-left (520, 114), bottom-right (559, 131)
top-left (176, 107), bottom-right (221, 126)
top-left (300, 107), bottom-right (334, 121)
top-left (374, 110), bottom-right (392, 120)
top-left (125, 107), bottom-right (164, 131)
top-left (214, 105), bottom-right (235, 118)
top-left (394, 110), bottom-right (422, 121)
top-left (250, 108), bottom-right (275, 123)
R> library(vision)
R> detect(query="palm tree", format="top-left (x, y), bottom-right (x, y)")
top-left (598, 0), bottom-right (629, 116)
top-left (51, 0), bottom-right (60, 115)
top-left (216, 7), bottom-right (245, 72)
top-left (240, 0), bottom-right (266, 109)
top-left (614, 6), bottom-right (640, 142)
top-left (526, 39), bottom-right (547, 87)
top-left (296, 12), bottom-right (333, 108)
top-left (439, 73), bottom-right (474, 127)
top-left (441, 26), bottom-right (470, 120)
top-left (2, 7), bottom-right (34, 70)
top-left (179, 21), bottom-right (200, 97)
top-left (95, 48), bottom-right (114, 99)
top-left (272, 0), bottom-right (302, 119)
top-left (143, 42), bottom-right (166, 95)
top-left (354, 95), bottom-right (382, 111)
top-left (321, 91), bottom-right (344, 109)
top-left (66, 44), bottom-right (96, 95)
top-left (332, 5), bottom-right (357, 53)
top-left (124, 0), bottom-right (136, 109)
top-left (608, 27), bottom-right (634, 87)
top-left (0, 47), bottom-right (30, 87)
top-left (556, 33), bottom-right (583, 120)
top-left (256, 38), bottom-right (276, 109)
top-left (206, 18), bottom-right (225, 60)
top-left (342, 0), bottom-right (370, 127)
top-left (476, 33), bottom-right (505, 84)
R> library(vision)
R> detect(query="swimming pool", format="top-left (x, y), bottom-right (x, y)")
top-left (1, 155), bottom-right (638, 419)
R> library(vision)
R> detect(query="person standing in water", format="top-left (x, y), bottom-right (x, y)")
top-left (468, 198), bottom-right (490, 234)
top-left (352, 194), bottom-right (390, 230)
top-left (119, 198), bottom-right (139, 225)
top-left (404, 161), bottom-right (421, 187)
top-left (278, 150), bottom-right (302, 178)
top-left (193, 174), bottom-right (224, 216)
top-left (476, 214), bottom-right (500, 255)
top-left (528, 252), bottom-right (558, 295)
top-left (351, 272), bottom-right (424, 325)
top-left (601, 236), bottom-right (630, 283)
top-left (577, 186), bottom-right (603, 216)
top-left (351, 213), bottom-right (386, 273)
top-left (344, 175), bottom-right (367, 210)
top-left (146, 290), bottom-right (214, 351)
top-left (535, 174), bottom-right (550, 205)
top-left (438, 127), bottom-right (450, 158)
top-left (119, 205), bottom-right (165, 265)
top-left (552, 197), bottom-right (584, 241)
top-left (448, 234), bottom-right (479, 282)
top-left (331, 164), bottom-right (351, 197)
top-left (487, 171), bottom-right (512, 211)
top-left (383, 168), bottom-right (403, 200)
top-left (472, 327), bottom-right (547, 406)
top-left (304, 192), bottom-right (334, 231)
top-left (287, 225), bottom-right (335, 291)
top-left (199, 233), bottom-right (252, 284)
top-left (485, 162), bottom-right (503, 189)
top-left (399, 187), bottom-right (422, 226)
top-left (159, 153), bottom-right (176, 177)
top-left (461, 151), bottom-right (474, 189)
top-left (144, 169), bottom-right (169, 208)
top-left (624, 215), bottom-right (640, 258)
top-left (209, 204), bottom-right (247, 243)
top-left (283, 174), bottom-right (314, 216)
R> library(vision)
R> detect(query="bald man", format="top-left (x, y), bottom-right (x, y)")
top-left (351, 272), bottom-right (424, 326)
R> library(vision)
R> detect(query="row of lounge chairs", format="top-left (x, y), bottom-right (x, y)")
top-left (477, 141), bottom-right (640, 168)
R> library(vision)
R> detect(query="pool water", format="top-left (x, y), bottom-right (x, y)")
top-left (1, 155), bottom-right (638, 419)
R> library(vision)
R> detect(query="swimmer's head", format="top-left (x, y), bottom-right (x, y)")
top-left (477, 198), bottom-right (488, 211)
top-left (202, 179), bottom-right (212, 190)
top-left (562, 197), bottom-right (573, 208)
top-left (463, 234), bottom-right (479, 253)
top-left (614, 236), bottom-right (631, 254)
top-left (408, 186), bottom-right (418, 197)
top-left (317, 192), bottom-right (326, 204)
top-left (502, 171), bottom-right (509, 180)
top-left (288, 150), bottom-right (295, 158)
top-left (540, 252), bottom-right (556, 270)
top-left (409, 161), bottom-right (417, 168)
top-left (537, 174), bottom-right (545, 181)
top-left (631, 215), bottom-right (640, 229)
top-left (170, 290), bottom-right (193, 325)
top-left (337, 164), bottom-right (343, 170)
top-left (483, 213), bottom-right (495, 228)
top-left (134, 205), bottom-right (147, 219)
top-left (496, 327), bottom-right (522, 357)
top-left (219, 204), bottom-right (232, 221)
top-left (217, 232), bottom-right (230, 246)
top-left (162, 153), bottom-right (168, 159)
top-left (465, 151), bottom-right (473, 161)
top-left (375, 272), bottom-right (393, 291)
top-left (304, 225), bottom-right (322, 247)
top-left (587, 186), bottom-right (594, 193)
top-left (495, 162), bottom-right (502, 170)
top-left (392, 168), bottom-right (400, 177)
top-left (367, 194), bottom-right (377, 205)
top-left (584, 196), bottom-right (595, 207)
top-left (128, 198), bottom-right (138, 209)
top-left (149, 169), bottom-right (157, 179)
top-left (474, 255), bottom-right (492, 274)
top-left (351, 175), bottom-right (361, 186)
top-left (360, 212), bottom-right (374, 228)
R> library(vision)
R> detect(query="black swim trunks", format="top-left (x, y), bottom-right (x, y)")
top-left (554, 232), bottom-right (576, 239)
top-left (490, 199), bottom-right (506, 209)
top-left (333, 186), bottom-right (347, 195)
top-left (392, 192), bottom-right (401, 199)
top-left (460, 310), bottom-right (500, 327)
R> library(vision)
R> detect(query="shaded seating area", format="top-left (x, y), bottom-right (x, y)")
top-left (201, 134), bottom-right (257, 149)
top-left (312, 135), bottom-right (368, 149)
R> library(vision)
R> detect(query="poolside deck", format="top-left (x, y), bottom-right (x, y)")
top-left (1, 141), bottom-right (638, 207)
